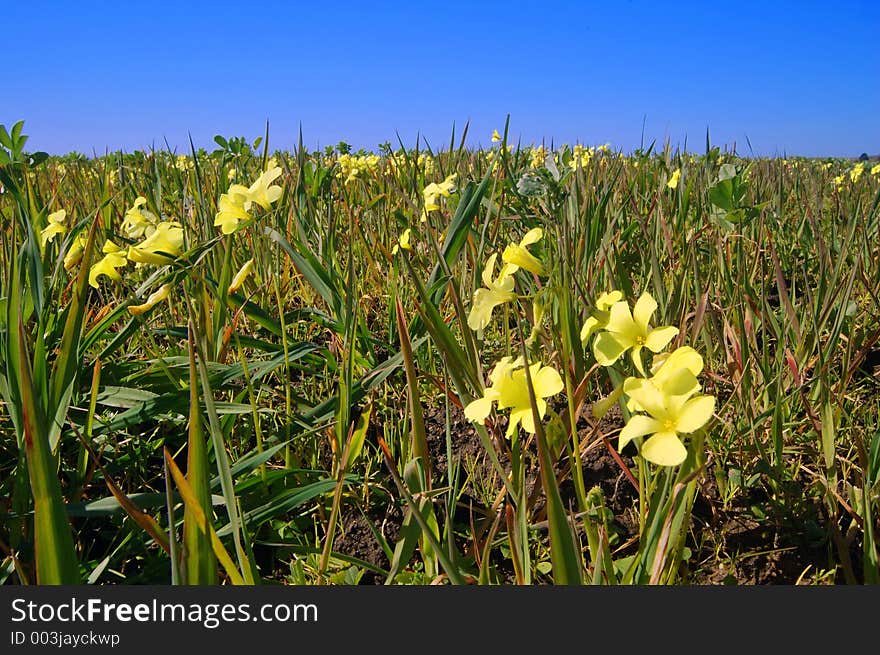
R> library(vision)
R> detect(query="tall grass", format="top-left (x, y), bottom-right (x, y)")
top-left (1, 121), bottom-right (878, 585)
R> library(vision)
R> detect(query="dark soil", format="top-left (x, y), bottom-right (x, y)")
top-left (333, 398), bottom-right (857, 585)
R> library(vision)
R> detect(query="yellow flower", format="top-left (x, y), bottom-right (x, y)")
top-left (467, 253), bottom-right (517, 332)
top-left (667, 168), bottom-right (681, 189)
top-left (624, 346), bottom-right (704, 414)
top-left (422, 174), bottom-right (457, 220)
top-left (128, 284), bottom-right (172, 315)
top-left (228, 258), bottom-right (255, 293)
top-left (214, 185), bottom-right (252, 234)
top-left (592, 292), bottom-right (679, 375)
top-left (121, 197), bottom-right (159, 240)
top-left (40, 209), bottom-right (67, 252)
top-left (580, 290), bottom-right (624, 344)
top-left (64, 233), bottom-right (88, 271)
top-left (528, 146), bottom-right (548, 169)
top-left (464, 357), bottom-right (564, 438)
top-left (246, 166), bottom-right (283, 210)
top-left (391, 228), bottom-right (412, 255)
top-left (501, 227), bottom-right (545, 276)
top-left (491, 129), bottom-right (502, 143)
top-left (88, 241), bottom-right (127, 288)
top-left (127, 222), bottom-right (184, 265)
top-left (871, 163), bottom-right (880, 176)
top-left (832, 174), bottom-right (845, 190)
top-left (619, 374), bottom-right (715, 466)
top-left (850, 163), bottom-right (865, 183)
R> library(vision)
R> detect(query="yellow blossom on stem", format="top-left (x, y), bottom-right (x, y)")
top-left (850, 163), bottom-right (865, 183)
top-left (246, 166), bottom-right (283, 210)
top-left (592, 292), bottom-right (679, 375)
top-left (40, 209), bottom-right (67, 252)
top-left (391, 228), bottom-right (412, 255)
top-left (127, 222), bottom-right (184, 265)
top-left (501, 227), bottom-right (545, 276)
top-left (464, 357), bottom-right (564, 438)
top-left (491, 129), bottom-right (502, 143)
top-left (64, 233), bottom-right (87, 271)
top-left (624, 346), bottom-right (704, 413)
top-left (580, 290), bottom-right (624, 344)
top-left (89, 241), bottom-right (127, 288)
top-left (619, 375), bottom-right (715, 467)
top-left (128, 284), bottom-right (172, 316)
top-left (214, 185), bottom-right (252, 234)
top-left (228, 259), bottom-right (255, 293)
top-left (667, 168), bottom-right (681, 189)
top-left (421, 174), bottom-right (457, 221)
top-left (121, 197), bottom-right (159, 240)
top-left (467, 253), bottom-right (517, 332)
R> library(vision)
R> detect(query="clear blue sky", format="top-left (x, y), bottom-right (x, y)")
top-left (5, 1), bottom-right (878, 157)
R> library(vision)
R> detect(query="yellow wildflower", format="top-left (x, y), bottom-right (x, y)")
top-left (214, 185), bottom-right (251, 234)
top-left (40, 209), bottom-right (67, 252)
top-left (129, 284), bottom-right (172, 315)
top-left (850, 163), bottom-right (864, 183)
top-left (491, 129), bottom-right (502, 143)
top-left (593, 292), bottom-right (679, 375)
top-left (228, 259), bottom-right (255, 293)
top-left (619, 372), bottom-right (715, 466)
top-left (391, 228), bottom-right (412, 255)
top-left (667, 168), bottom-right (681, 189)
top-left (580, 290), bottom-right (624, 344)
top-left (127, 222), bottom-right (184, 265)
top-left (464, 357), bottom-right (564, 438)
top-left (422, 174), bottom-right (457, 221)
top-left (64, 233), bottom-right (88, 271)
top-left (501, 227), bottom-right (545, 276)
top-left (88, 240), bottom-right (127, 288)
top-left (871, 163), bottom-right (880, 176)
top-left (121, 197), bottom-right (159, 240)
top-left (246, 166), bottom-right (283, 210)
top-left (467, 253), bottom-right (518, 332)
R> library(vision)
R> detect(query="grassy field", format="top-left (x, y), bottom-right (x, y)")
top-left (1, 120), bottom-right (878, 585)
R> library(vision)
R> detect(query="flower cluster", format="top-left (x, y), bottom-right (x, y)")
top-left (336, 153), bottom-right (381, 185)
top-left (585, 291), bottom-right (715, 466)
top-left (214, 166), bottom-right (283, 235)
top-left (464, 356), bottom-right (564, 438)
top-left (421, 174), bottom-right (457, 221)
top-left (466, 227), bottom-right (544, 332)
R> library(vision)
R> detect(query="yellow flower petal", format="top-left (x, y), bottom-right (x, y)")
top-left (622, 377), bottom-right (670, 421)
top-left (520, 227), bottom-right (543, 247)
top-left (674, 395), bottom-right (715, 433)
top-left (595, 290), bottom-right (622, 311)
top-left (128, 284), bottom-right (172, 315)
top-left (464, 395), bottom-right (495, 424)
top-left (644, 325), bottom-right (679, 352)
top-left (228, 258), bottom-right (255, 293)
top-left (501, 243), bottom-right (545, 276)
top-left (580, 316), bottom-right (601, 344)
top-left (605, 301), bottom-right (640, 343)
top-left (532, 365), bottom-right (564, 397)
top-left (641, 431), bottom-right (687, 466)
top-left (593, 331), bottom-right (628, 366)
top-left (88, 244), bottom-right (127, 288)
top-left (632, 293), bottom-right (657, 333)
top-left (127, 222), bottom-right (184, 265)
top-left (619, 414), bottom-right (661, 451)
